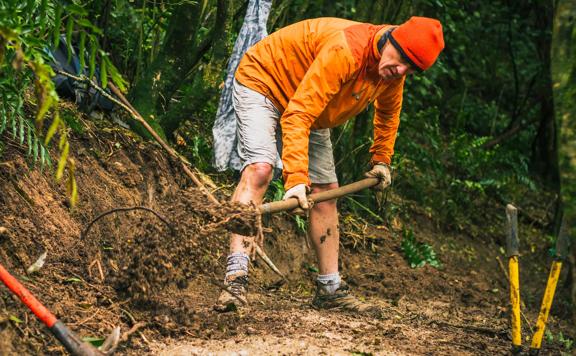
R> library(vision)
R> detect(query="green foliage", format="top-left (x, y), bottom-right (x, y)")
top-left (545, 330), bottom-right (574, 351)
top-left (268, 178), bottom-right (285, 202)
top-left (400, 228), bottom-right (441, 269)
top-left (294, 215), bottom-right (307, 234)
top-left (0, 0), bottom-right (127, 206)
top-left (82, 336), bottom-right (105, 348)
top-left (0, 79), bottom-right (51, 169)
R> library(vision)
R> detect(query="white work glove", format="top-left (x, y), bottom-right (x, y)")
top-left (365, 163), bottom-right (392, 191)
top-left (282, 183), bottom-right (310, 210)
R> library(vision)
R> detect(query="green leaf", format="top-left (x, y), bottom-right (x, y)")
top-left (9, 315), bottom-right (23, 324)
top-left (19, 113), bottom-right (24, 144)
top-left (76, 19), bottom-right (103, 35)
top-left (78, 31), bottom-right (86, 72)
top-left (305, 264), bottom-right (319, 273)
top-left (82, 336), bottom-right (105, 347)
top-left (66, 159), bottom-right (77, 206)
top-left (52, 3), bottom-right (63, 48)
top-left (33, 134), bottom-right (38, 164)
top-left (65, 277), bottom-right (83, 283)
top-left (27, 123), bottom-right (32, 155)
top-left (65, 17), bottom-right (74, 63)
top-left (55, 140), bottom-right (69, 181)
top-left (39, 0), bottom-right (48, 31)
top-left (66, 3), bottom-right (89, 17)
top-left (89, 37), bottom-right (96, 79)
top-left (44, 111), bottom-right (60, 145)
top-left (40, 145), bottom-right (49, 169)
top-left (100, 56), bottom-right (107, 88)
top-left (107, 60), bottom-right (127, 92)
top-left (0, 98), bottom-right (6, 134)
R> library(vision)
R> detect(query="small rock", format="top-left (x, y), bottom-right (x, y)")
top-left (0, 226), bottom-right (7, 235)
top-left (245, 326), bottom-right (257, 335)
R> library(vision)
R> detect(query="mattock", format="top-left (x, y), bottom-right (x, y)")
top-left (0, 263), bottom-right (120, 355)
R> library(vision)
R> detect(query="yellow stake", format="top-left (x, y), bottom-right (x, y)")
top-left (509, 256), bottom-right (521, 348)
top-left (530, 260), bottom-right (562, 351)
top-left (506, 204), bottom-right (522, 352)
top-left (529, 216), bottom-right (571, 354)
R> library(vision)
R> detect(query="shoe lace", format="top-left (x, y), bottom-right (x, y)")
top-left (228, 275), bottom-right (248, 294)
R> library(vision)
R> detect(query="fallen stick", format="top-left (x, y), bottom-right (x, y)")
top-left (254, 244), bottom-right (286, 280)
top-left (120, 322), bottom-right (147, 343)
top-left (107, 82), bottom-right (220, 206)
top-left (55, 71), bottom-right (320, 282)
top-left (54, 70), bottom-right (219, 206)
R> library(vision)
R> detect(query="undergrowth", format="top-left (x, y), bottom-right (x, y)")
top-left (400, 228), bottom-right (441, 269)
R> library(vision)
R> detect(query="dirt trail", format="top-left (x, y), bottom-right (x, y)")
top-left (0, 116), bottom-right (573, 355)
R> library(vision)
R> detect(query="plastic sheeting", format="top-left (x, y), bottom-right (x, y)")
top-left (212, 0), bottom-right (273, 171)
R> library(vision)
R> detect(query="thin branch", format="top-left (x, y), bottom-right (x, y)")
top-left (482, 116), bottom-right (540, 149)
top-left (81, 206), bottom-right (174, 239)
top-left (53, 69), bottom-right (220, 205)
top-left (120, 321), bottom-right (147, 343)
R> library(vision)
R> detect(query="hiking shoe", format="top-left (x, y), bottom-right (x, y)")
top-left (213, 271), bottom-right (248, 312)
top-left (312, 281), bottom-right (380, 315)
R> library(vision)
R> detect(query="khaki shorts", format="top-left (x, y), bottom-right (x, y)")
top-left (233, 79), bottom-right (338, 184)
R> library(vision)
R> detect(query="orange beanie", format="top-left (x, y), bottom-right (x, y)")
top-left (389, 16), bottom-right (444, 71)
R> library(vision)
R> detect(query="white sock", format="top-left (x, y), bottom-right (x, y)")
top-left (316, 272), bottom-right (341, 294)
top-left (225, 252), bottom-right (249, 279)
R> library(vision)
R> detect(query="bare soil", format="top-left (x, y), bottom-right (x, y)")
top-left (0, 114), bottom-right (573, 355)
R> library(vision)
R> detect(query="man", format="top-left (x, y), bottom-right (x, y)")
top-left (215, 16), bottom-right (444, 313)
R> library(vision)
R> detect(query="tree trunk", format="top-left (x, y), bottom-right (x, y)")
top-left (159, 0), bottom-right (229, 137)
top-left (553, 0), bottom-right (576, 322)
top-left (130, 0), bottom-right (228, 139)
top-left (531, 0), bottom-right (561, 233)
top-left (129, 1), bottom-right (203, 137)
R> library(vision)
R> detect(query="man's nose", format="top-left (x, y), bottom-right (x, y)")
top-left (397, 65), bottom-right (408, 76)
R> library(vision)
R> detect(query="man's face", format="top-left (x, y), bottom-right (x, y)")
top-left (378, 41), bottom-right (415, 81)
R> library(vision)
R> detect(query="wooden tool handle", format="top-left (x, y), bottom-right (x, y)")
top-left (258, 177), bottom-right (379, 214)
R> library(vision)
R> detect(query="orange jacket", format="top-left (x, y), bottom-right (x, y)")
top-left (235, 17), bottom-right (404, 189)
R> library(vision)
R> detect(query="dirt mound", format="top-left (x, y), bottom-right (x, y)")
top-left (0, 121), bottom-right (258, 353)
top-left (91, 196), bottom-right (258, 300)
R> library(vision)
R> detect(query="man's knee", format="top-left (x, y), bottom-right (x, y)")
top-left (242, 162), bottom-right (274, 188)
top-left (311, 182), bottom-right (339, 209)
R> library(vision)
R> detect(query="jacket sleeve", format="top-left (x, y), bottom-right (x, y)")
top-left (369, 77), bottom-right (405, 165)
top-left (281, 45), bottom-right (356, 190)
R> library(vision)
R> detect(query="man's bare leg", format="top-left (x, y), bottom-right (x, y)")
top-left (308, 182), bottom-right (340, 275)
top-left (308, 183), bottom-right (378, 314)
top-left (215, 162), bottom-right (273, 312)
top-left (229, 162), bottom-right (274, 252)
